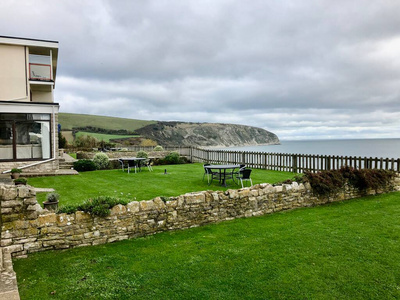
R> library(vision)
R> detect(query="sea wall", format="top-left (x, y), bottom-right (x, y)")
top-left (1, 177), bottom-right (400, 258)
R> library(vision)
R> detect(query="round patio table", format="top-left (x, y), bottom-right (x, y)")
top-left (204, 164), bottom-right (240, 186)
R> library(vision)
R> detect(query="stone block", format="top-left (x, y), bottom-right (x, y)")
top-left (1, 200), bottom-right (22, 208)
top-left (27, 204), bottom-right (42, 211)
top-left (1, 239), bottom-right (13, 247)
top-left (110, 204), bottom-right (127, 216)
top-left (238, 189), bottom-right (250, 199)
top-left (5, 244), bottom-right (23, 254)
top-left (75, 211), bottom-right (91, 222)
top-left (2, 188), bottom-right (17, 200)
top-left (92, 238), bottom-right (107, 245)
top-left (127, 201), bottom-right (140, 213)
top-left (185, 193), bottom-right (205, 204)
top-left (153, 197), bottom-right (166, 210)
top-left (38, 213), bottom-right (57, 226)
top-left (17, 186), bottom-right (30, 198)
top-left (1, 207), bottom-right (13, 214)
top-left (228, 190), bottom-right (238, 199)
top-left (140, 200), bottom-right (157, 211)
top-left (24, 197), bottom-right (38, 205)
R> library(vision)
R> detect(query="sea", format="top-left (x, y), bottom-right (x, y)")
top-left (216, 138), bottom-right (400, 159)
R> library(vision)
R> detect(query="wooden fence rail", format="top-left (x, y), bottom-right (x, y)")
top-left (190, 147), bottom-right (400, 173)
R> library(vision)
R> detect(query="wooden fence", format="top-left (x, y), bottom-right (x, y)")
top-left (190, 147), bottom-right (400, 173)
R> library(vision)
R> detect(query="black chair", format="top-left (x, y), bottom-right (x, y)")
top-left (236, 168), bottom-right (253, 188)
top-left (127, 160), bottom-right (141, 173)
top-left (233, 164), bottom-right (246, 184)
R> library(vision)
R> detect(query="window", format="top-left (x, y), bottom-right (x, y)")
top-left (0, 113), bottom-right (52, 161)
top-left (29, 54), bottom-right (52, 81)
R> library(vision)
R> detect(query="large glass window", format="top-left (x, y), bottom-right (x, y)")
top-left (0, 114), bottom-right (51, 161)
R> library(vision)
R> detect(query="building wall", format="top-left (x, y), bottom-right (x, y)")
top-left (2, 177), bottom-right (400, 258)
top-left (0, 44), bottom-right (28, 102)
top-left (31, 90), bottom-right (53, 103)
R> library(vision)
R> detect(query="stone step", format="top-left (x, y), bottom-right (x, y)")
top-left (0, 174), bottom-right (13, 185)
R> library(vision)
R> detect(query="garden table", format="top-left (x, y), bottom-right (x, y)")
top-left (120, 157), bottom-right (146, 173)
top-left (204, 164), bottom-right (240, 186)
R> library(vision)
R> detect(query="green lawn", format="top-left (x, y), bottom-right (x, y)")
top-left (28, 164), bottom-right (293, 206)
top-left (13, 192), bottom-right (400, 299)
top-left (75, 131), bottom-right (140, 142)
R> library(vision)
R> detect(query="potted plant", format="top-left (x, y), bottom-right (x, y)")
top-left (14, 177), bottom-right (27, 185)
top-left (43, 192), bottom-right (60, 211)
top-left (10, 168), bottom-right (22, 179)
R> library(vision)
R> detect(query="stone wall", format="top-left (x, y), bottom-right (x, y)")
top-left (1, 176), bottom-right (400, 258)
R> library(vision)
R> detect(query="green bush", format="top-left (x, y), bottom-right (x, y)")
top-left (14, 178), bottom-right (27, 185)
top-left (136, 150), bottom-right (148, 158)
top-left (163, 151), bottom-right (181, 164)
top-left (58, 196), bottom-right (128, 217)
top-left (73, 159), bottom-right (97, 172)
top-left (153, 145), bottom-right (164, 151)
top-left (93, 152), bottom-right (109, 169)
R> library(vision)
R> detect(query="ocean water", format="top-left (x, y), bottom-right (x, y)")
top-left (217, 138), bottom-right (400, 159)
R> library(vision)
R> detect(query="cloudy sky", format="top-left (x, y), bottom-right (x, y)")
top-left (1, 0), bottom-right (400, 140)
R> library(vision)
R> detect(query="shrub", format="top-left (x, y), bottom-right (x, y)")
top-left (46, 192), bottom-right (60, 203)
top-left (153, 145), bottom-right (164, 151)
top-left (58, 196), bottom-right (129, 217)
top-left (136, 150), bottom-right (148, 158)
top-left (58, 131), bottom-right (67, 148)
top-left (303, 166), bottom-right (395, 196)
top-left (11, 168), bottom-right (22, 173)
top-left (14, 178), bottom-right (27, 185)
top-left (74, 135), bottom-right (99, 148)
top-left (164, 151), bottom-right (181, 164)
top-left (140, 139), bottom-right (157, 147)
top-left (93, 152), bottom-right (109, 170)
top-left (73, 159), bottom-right (97, 172)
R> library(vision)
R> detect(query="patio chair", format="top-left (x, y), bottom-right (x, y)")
top-left (233, 164), bottom-right (246, 184)
top-left (203, 164), bottom-right (212, 183)
top-left (127, 160), bottom-right (141, 173)
top-left (236, 168), bottom-right (253, 188)
top-left (144, 159), bottom-right (153, 172)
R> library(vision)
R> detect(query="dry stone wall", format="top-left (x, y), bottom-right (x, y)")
top-left (1, 176), bottom-right (400, 258)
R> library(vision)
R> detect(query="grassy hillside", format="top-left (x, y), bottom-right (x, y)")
top-left (75, 131), bottom-right (139, 142)
top-left (58, 113), bottom-right (156, 131)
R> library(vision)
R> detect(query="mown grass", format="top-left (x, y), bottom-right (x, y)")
top-left (75, 131), bottom-right (140, 142)
top-left (27, 164), bottom-right (293, 206)
top-left (14, 192), bottom-right (400, 299)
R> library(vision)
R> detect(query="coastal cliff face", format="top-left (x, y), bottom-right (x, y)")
top-left (136, 122), bottom-right (280, 147)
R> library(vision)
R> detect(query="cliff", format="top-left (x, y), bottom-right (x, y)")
top-left (136, 121), bottom-right (280, 147)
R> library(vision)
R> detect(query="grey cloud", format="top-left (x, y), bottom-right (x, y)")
top-left (1, 0), bottom-right (399, 140)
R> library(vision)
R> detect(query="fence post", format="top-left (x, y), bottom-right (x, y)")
top-left (292, 154), bottom-right (297, 173)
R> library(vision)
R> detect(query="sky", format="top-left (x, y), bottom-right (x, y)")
top-left (1, 0), bottom-right (400, 141)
